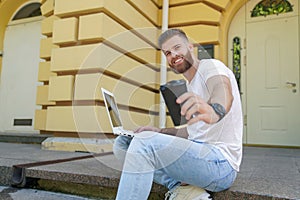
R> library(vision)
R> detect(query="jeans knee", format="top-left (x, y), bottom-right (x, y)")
top-left (113, 136), bottom-right (132, 162)
top-left (113, 132), bottom-right (159, 162)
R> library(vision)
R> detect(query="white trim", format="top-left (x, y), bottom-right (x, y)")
top-left (159, 0), bottom-right (169, 128)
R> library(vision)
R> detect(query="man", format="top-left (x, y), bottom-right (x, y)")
top-left (113, 29), bottom-right (243, 200)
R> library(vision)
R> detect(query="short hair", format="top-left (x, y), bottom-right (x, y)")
top-left (158, 29), bottom-right (189, 49)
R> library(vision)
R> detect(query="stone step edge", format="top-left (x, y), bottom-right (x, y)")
top-left (41, 137), bottom-right (114, 153)
top-left (24, 170), bottom-right (292, 200)
top-left (23, 177), bottom-right (166, 200)
top-left (0, 133), bottom-right (52, 144)
top-left (0, 165), bottom-right (292, 200)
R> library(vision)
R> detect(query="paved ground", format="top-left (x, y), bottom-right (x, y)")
top-left (0, 138), bottom-right (299, 199)
top-left (231, 147), bottom-right (300, 199)
top-left (0, 186), bottom-right (96, 200)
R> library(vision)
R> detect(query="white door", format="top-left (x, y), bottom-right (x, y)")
top-left (247, 16), bottom-right (300, 146)
top-left (0, 18), bottom-right (42, 133)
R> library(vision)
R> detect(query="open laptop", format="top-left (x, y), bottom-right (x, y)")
top-left (101, 88), bottom-right (135, 137)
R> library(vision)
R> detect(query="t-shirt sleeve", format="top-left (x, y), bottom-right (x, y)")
top-left (200, 59), bottom-right (230, 82)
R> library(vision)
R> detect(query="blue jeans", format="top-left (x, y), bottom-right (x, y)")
top-left (113, 131), bottom-right (236, 200)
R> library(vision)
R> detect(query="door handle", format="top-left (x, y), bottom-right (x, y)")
top-left (286, 82), bottom-right (296, 87)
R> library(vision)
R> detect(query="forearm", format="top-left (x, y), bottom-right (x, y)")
top-left (134, 126), bottom-right (188, 138)
top-left (207, 75), bottom-right (233, 113)
top-left (160, 127), bottom-right (189, 139)
top-left (210, 83), bottom-right (233, 112)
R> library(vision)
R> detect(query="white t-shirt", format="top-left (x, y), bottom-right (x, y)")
top-left (187, 59), bottom-right (243, 171)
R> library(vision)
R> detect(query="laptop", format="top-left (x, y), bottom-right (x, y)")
top-left (101, 88), bottom-right (135, 137)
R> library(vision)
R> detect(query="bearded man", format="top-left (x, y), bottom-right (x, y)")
top-left (113, 29), bottom-right (243, 200)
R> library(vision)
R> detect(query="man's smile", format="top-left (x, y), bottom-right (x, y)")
top-left (172, 56), bottom-right (184, 65)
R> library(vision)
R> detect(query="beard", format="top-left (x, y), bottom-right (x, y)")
top-left (169, 50), bottom-right (194, 74)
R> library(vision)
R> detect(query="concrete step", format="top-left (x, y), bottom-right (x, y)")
top-left (41, 137), bottom-right (114, 153)
top-left (0, 132), bottom-right (51, 144)
top-left (15, 151), bottom-right (300, 200)
top-left (26, 174), bottom-right (296, 200)
top-left (2, 162), bottom-right (296, 200)
top-left (0, 140), bottom-right (299, 200)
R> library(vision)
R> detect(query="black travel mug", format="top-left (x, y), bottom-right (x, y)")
top-left (160, 79), bottom-right (188, 126)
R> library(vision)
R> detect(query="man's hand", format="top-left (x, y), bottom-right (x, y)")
top-left (176, 75), bottom-right (233, 125)
top-left (134, 126), bottom-right (161, 133)
top-left (176, 92), bottom-right (219, 125)
top-left (134, 126), bottom-right (188, 139)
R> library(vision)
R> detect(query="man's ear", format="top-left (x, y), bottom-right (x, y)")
top-left (188, 43), bottom-right (194, 51)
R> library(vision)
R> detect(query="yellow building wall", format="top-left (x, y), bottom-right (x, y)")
top-left (35, 0), bottom-right (246, 133)
top-left (0, 0), bottom-right (248, 135)
top-left (36, 0), bottom-right (160, 137)
top-left (34, 0), bottom-right (57, 133)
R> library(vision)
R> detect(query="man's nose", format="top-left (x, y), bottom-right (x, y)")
top-left (170, 50), bottom-right (178, 57)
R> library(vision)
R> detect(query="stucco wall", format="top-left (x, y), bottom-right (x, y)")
top-left (36, 0), bottom-right (162, 137)
top-left (0, 0), bottom-right (245, 136)
top-left (36, 0), bottom-right (243, 136)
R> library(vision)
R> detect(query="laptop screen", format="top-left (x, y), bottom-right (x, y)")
top-left (103, 91), bottom-right (122, 128)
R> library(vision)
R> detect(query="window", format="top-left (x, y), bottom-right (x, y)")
top-left (251, 0), bottom-right (293, 17)
top-left (232, 37), bottom-right (241, 90)
top-left (198, 44), bottom-right (214, 59)
top-left (12, 3), bottom-right (41, 21)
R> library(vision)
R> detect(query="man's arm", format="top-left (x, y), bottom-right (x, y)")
top-left (134, 126), bottom-right (189, 139)
top-left (160, 127), bottom-right (188, 138)
top-left (177, 75), bottom-right (233, 124)
top-left (206, 75), bottom-right (233, 113)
